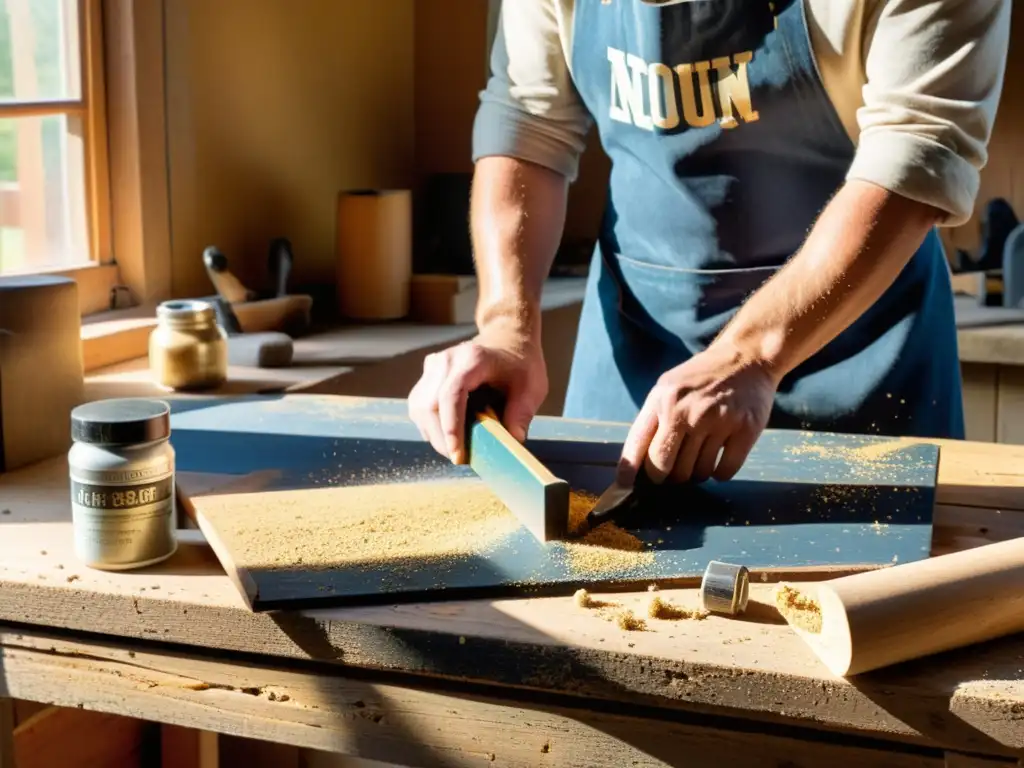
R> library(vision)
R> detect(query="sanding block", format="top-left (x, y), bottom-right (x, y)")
top-left (465, 387), bottom-right (569, 542)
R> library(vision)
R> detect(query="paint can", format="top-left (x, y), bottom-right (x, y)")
top-left (68, 398), bottom-right (177, 570)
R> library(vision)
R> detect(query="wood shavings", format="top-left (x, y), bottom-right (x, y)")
top-left (558, 491), bottom-right (656, 576)
top-left (647, 595), bottom-right (707, 621)
top-left (613, 609), bottom-right (647, 631)
top-left (775, 584), bottom-right (823, 634)
top-left (573, 588), bottom-right (614, 609)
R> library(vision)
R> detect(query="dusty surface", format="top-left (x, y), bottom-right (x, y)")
top-left (197, 479), bottom-right (522, 571)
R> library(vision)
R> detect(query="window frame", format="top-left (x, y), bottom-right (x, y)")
top-left (0, 0), bottom-right (171, 317)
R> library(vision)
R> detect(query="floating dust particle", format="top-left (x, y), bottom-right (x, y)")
top-left (648, 584), bottom-right (659, 592)
top-left (775, 585), bottom-right (823, 634)
top-left (559, 490), bottom-right (656, 576)
top-left (647, 595), bottom-right (708, 621)
top-left (573, 588), bottom-right (616, 610)
top-left (195, 478), bottom-right (521, 572)
top-left (65, 575), bottom-right (80, 583)
top-left (613, 609), bottom-right (647, 631)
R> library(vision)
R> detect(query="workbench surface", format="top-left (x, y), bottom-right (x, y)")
top-left (1, 395), bottom-right (1023, 764)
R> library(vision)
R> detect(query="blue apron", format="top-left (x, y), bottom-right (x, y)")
top-left (561, 0), bottom-right (964, 439)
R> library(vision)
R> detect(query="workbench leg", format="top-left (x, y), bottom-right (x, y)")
top-left (162, 724), bottom-right (219, 768)
top-left (0, 698), bottom-right (13, 768)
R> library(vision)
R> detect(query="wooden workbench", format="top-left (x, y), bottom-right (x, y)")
top-left (0, 395), bottom-right (1022, 767)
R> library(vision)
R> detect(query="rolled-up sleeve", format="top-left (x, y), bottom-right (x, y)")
top-left (472, 0), bottom-right (593, 181)
top-left (846, 0), bottom-right (1011, 226)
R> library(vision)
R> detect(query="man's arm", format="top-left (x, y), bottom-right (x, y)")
top-left (471, 157), bottom-right (569, 341)
top-left (471, 0), bottom-right (591, 337)
top-left (407, 1), bottom-right (591, 461)
top-left (717, 0), bottom-right (1011, 380)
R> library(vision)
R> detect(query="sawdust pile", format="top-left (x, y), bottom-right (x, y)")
top-left (558, 491), bottom-right (656, 576)
top-left (775, 584), bottom-right (823, 634)
top-left (199, 479), bottom-right (522, 571)
top-left (613, 609), bottom-right (647, 632)
top-left (647, 595), bottom-right (707, 621)
top-left (573, 588), bottom-right (614, 609)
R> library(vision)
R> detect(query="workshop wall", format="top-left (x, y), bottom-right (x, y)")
top-left (164, 0), bottom-right (416, 299)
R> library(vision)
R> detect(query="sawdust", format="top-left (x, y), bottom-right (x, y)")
top-left (197, 478), bottom-right (521, 571)
top-left (613, 609), bottom-right (647, 631)
top-left (558, 491), bottom-right (656, 576)
top-left (647, 595), bottom-right (707, 621)
top-left (195, 475), bottom-right (660, 583)
top-left (775, 584), bottom-right (823, 634)
top-left (573, 588), bottom-right (615, 609)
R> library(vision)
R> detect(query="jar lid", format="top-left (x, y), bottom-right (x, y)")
top-left (71, 398), bottom-right (171, 445)
top-left (156, 299), bottom-right (216, 324)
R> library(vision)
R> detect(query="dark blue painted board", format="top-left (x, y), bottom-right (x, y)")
top-left (169, 396), bottom-right (940, 611)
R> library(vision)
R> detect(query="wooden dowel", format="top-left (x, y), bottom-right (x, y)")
top-left (776, 537), bottom-right (1024, 676)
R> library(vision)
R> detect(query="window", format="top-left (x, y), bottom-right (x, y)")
top-left (0, 0), bottom-right (111, 297)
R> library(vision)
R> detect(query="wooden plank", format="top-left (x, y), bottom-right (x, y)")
top-left (161, 724), bottom-right (219, 768)
top-left (0, 627), bottom-right (953, 767)
top-left (169, 397), bottom-right (939, 611)
top-left (12, 705), bottom-right (146, 768)
top-left (0, 699), bottom-right (12, 768)
top-left (961, 363), bottom-right (998, 443)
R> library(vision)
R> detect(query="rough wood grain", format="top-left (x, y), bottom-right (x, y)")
top-left (0, 627), bottom-right (954, 768)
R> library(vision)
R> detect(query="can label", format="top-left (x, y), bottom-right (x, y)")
top-left (70, 468), bottom-right (176, 569)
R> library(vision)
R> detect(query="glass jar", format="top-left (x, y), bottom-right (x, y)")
top-left (149, 299), bottom-right (227, 390)
top-left (69, 398), bottom-right (177, 570)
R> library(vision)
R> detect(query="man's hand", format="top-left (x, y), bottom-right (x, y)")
top-left (618, 341), bottom-right (777, 487)
top-left (407, 327), bottom-right (548, 465)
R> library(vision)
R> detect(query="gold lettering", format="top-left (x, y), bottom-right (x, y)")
top-left (712, 51), bottom-right (760, 129)
top-left (648, 62), bottom-right (679, 130)
top-left (675, 61), bottom-right (716, 129)
top-left (607, 47), bottom-right (653, 130)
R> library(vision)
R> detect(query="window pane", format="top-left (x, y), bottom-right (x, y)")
top-left (0, 0), bottom-right (81, 103)
top-left (0, 114), bottom-right (89, 273)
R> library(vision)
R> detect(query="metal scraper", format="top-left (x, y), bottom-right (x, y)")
top-left (464, 386), bottom-right (569, 543)
top-left (577, 465), bottom-right (655, 535)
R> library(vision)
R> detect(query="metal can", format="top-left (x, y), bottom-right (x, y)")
top-left (69, 398), bottom-right (177, 570)
top-left (149, 299), bottom-right (228, 390)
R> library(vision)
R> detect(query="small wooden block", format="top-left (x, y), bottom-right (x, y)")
top-left (467, 407), bottom-right (569, 542)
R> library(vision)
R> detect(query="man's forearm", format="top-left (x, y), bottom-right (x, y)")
top-left (717, 179), bottom-right (944, 380)
top-left (470, 156), bottom-right (569, 338)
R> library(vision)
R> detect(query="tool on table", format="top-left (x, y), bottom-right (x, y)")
top-left (464, 385), bottom-right (570, 543)
top-left (203, 246), bottom-right (257, 304)
top-left (268, 237), bottom-right (294, 298)
top-left (699, 560), bottom-right (750, 616)
top-left (776, 536), bottom-right (1024, 677)
top-left (211, 297), bottom-right (294, 368)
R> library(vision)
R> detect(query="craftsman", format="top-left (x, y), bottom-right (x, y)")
top-left (408, 0), bottom-right (1010, 487)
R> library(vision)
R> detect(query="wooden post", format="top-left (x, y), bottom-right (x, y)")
top-left (161, 724), bottom-right (219, 768)
top-left (0, 698), bottom-right (14, 768)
